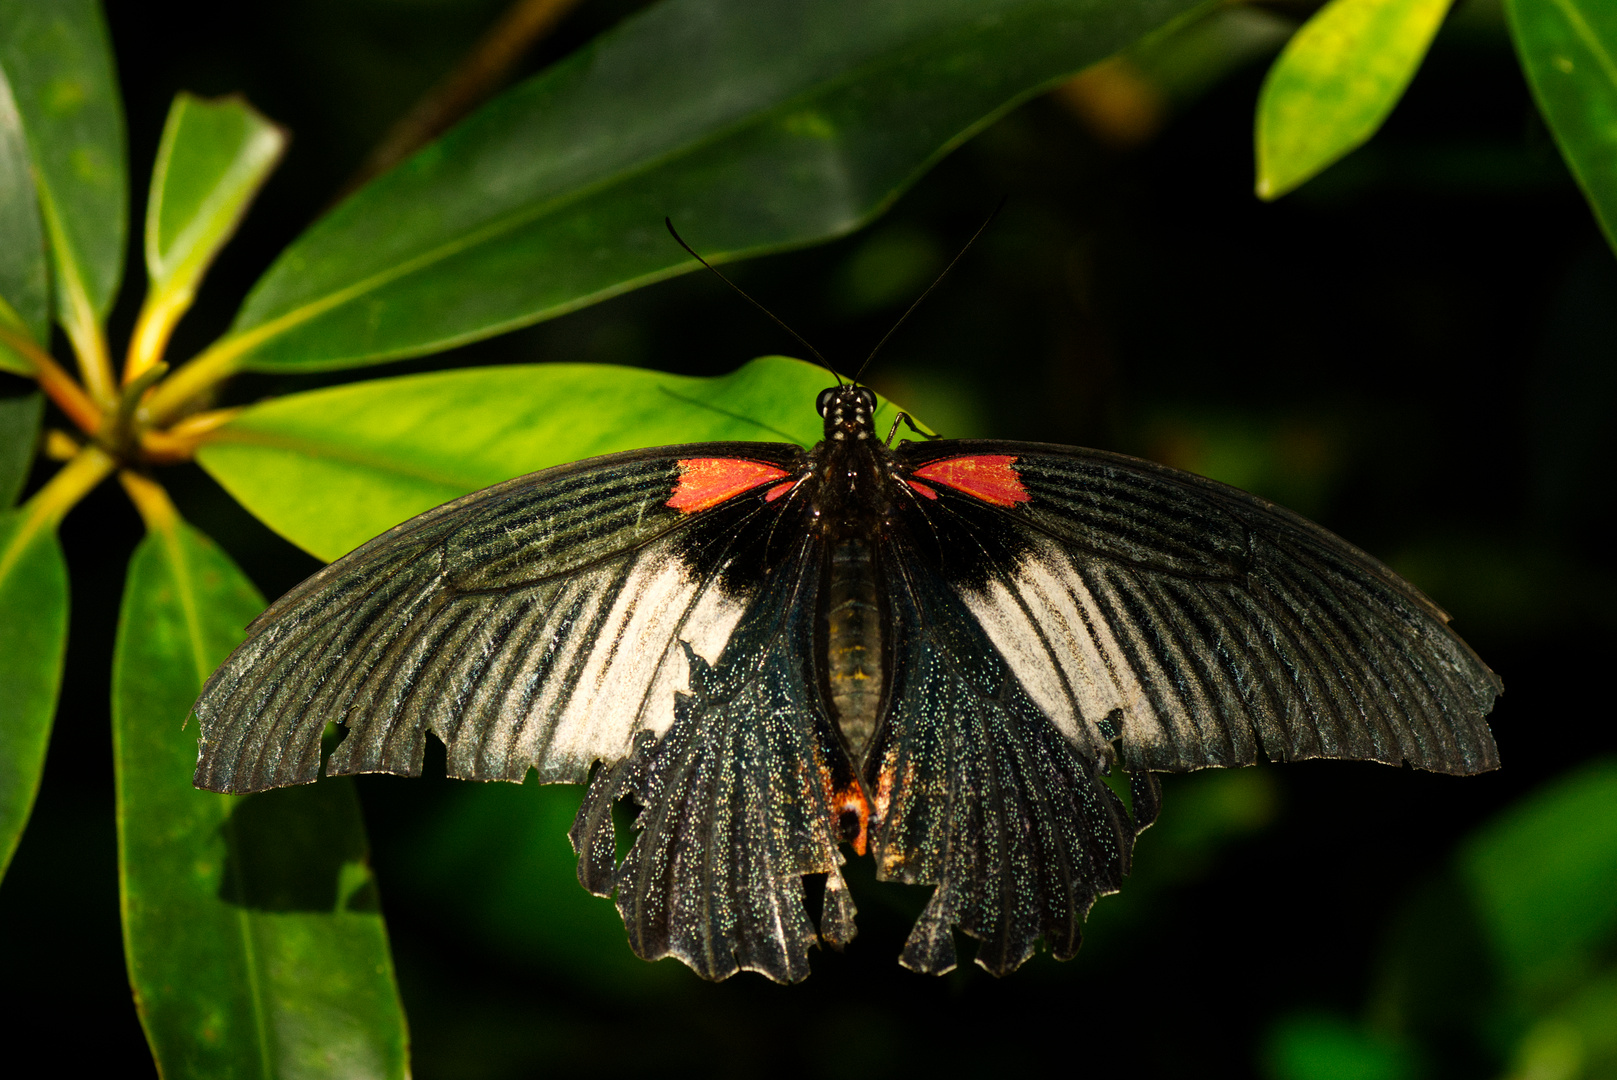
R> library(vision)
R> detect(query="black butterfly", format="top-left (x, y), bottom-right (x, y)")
top-left (192, 375), bottom-right (1501, 982)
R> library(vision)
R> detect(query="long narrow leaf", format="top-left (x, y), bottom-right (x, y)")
top-left (0, 58), bottom-right (47, 375)
top-left (1505, 0), bottom-right (1617, 254)
top-left (113, 505), bottom-right (408, 1078)
top-left (195, 0), bottom-right (1200, 377)
top-left (1255, 0), bottom-right (1455, 199)
top-left (0, 0), bottom-right (127, 326)
top-left (0, 392), bottom-right (41, 507)
top-left (195, 355), bottom-right (913, 561)
top-left (0, 505), bottom-right (68, 881)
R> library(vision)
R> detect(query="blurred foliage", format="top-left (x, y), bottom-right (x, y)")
top-left (0, 0), bottom-right (1614, 1076)
top-left (1267, 761), bottom-right (1617, 1080)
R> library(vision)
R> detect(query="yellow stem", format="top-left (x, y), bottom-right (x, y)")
top-left (0, 324), bottom-right (105, 437)
top-left (0, 447), bottom-right (117, 581)
top-left (35, 184), bottom-right (119, 408)
top-left (137, 406), bottom-right (242, 464)
top-left (118, 470), bottom-right (180, 534)
top-left (125, 287), bottom-right (194, 386)
top-left (138, 337), bottom-right (251, 427)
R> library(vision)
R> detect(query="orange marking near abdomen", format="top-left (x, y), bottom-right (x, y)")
top-left (832, 783), bottom-right (871, 856)
top-left (911, 455), bottom-right (1029, 506)
top-left (667, 458), bottom-right (791, 512)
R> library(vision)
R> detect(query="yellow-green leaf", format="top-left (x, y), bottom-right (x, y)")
top-left (143, 94), bottom-right (284, 313)
top-left (0, 58), bottom-right (47, 374)
top-left (196, 355), bottom-right (917, 562)
top-left (1256, 0), bottom-right (1455, 199)
top-left (1505, 0), bottom-right (1617, 254)
top-left (113, 511), bottom-right (409, 1078)
top-left (0, 504), bottom-right (68, 881)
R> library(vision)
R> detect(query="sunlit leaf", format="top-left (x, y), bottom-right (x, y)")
top-left (113, 509), bottom-right (408, 1078)
top-left (1255, 0), bottom-right (1455, 199)
top-left (1460, 757), bottom-right (1617, 997)
top-left (0, 59), bottom-right (47, 375)
top-left (133, 93), bottom-right (283, 377)
top-left (0, 503), bottom-right (68, 881)
top-left (0, 0), bottom-right (127, 325)
top-left (195, 355), bottom-right (917, 561)
top-left (199, 0), bottom-right (1202, 376)
top-left (1505, 0), bottom-right (1617, 253)
top-left (0, 392), bottom-right (41, 507)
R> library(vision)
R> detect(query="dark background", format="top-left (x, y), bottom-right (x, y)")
top-left (2, 0), bottom-right (1611, 1075)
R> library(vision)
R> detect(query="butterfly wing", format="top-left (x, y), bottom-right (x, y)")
top-left (193, 443), bottom-right (810, 794)
top-left (868, 531), bottom-right (1142, 976)
top-left (888, 440), bottom-right (1501, 779)
top-left (569, 527), bottom-right (860, 983)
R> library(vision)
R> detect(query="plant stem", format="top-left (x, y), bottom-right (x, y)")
top-left (5, 447), bottom-right (117, 570)
top-left (36, 185), bottom-right (119, 409)
top-left (0, 325), bottom-right (104, 437)
top-left (337, 0), bottom-right (585, 199)
top-left (118, 470), bottom-right (179, 534)
top-left (124, 287), bottom-right (192, 387)
top-left (138, 338), bottom-right (248, 427)
top-left (138, 407), bottom-right (242, 464)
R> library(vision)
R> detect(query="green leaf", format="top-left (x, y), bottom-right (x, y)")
top-left (113, 513), bottom-right (409, 1078)
top-left (205, 0), bottom-right (1201, 375)
top-left (0, 392), bottom-right (41, 507)
top-left (0, 59), bottom-right (47, 374)
top-left (1505, 0), bottom-right (1617, 254)
top-left (145, 93), bottom-right (284, 308)
top-left (0, 0), bottom-right (127, 325)
top-left (0, 504), bottom-right (69, 881)
top-left (1459, 758), bottom-right (1617, 999)
top-left (1255, 0), bottom-right (1455, 200)
top-left (196, 355), bottom-right (916, 561)
top-left (1263, 1011), bottom-right (1418, 1080)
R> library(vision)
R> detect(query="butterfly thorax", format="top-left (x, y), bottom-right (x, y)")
top-left (811, 386), bottom-right (891, 764)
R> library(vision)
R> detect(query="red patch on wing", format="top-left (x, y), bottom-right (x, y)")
top-left (667, 458), bottom-right (791, 512)
top-left (910, 455), bottom-right (1029, 507)
top-left (906, 480), bottom-right (938, 500)
top-left (764, 480), bottom-right (796, 502)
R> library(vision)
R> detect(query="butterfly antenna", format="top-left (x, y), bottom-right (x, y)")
top-left (852, 196), bottom-right (1007, 386)
top-left (665, 218), bottom-right (842, 384)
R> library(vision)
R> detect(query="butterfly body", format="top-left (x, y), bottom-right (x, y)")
top-left (193, 378), bottom-right (1501, 983)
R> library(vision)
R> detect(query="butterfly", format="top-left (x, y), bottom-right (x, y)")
top-left (192, 378), bottom-right (1502, 981)
top-left (192, 222), bottom-right (1501, 984)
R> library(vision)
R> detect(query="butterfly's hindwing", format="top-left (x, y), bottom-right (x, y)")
top-left (869, 531), bottom-right (1136, 977)
top-left (570, 534), bottom-right (859, 983)
top-left (193, 444), bottom-right (807, 794)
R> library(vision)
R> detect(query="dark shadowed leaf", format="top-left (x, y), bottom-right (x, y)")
top-left (0, 0), bottom-right (126, 325)
top-left (0, 503), bottom-right (68, 881)
top-left (1256, 0), bottom-right (1454, 200)
top-left (0, 392), bottom-right (41, 507)
top-left (113, 510), bottom-right (408, 1077)
top-left (1505, 0), bottom-right (1617, 253)
top-left (196, 355), bottom-right (916, 561)
top-left (194, 0), bottom-right (1202, 376)
top-left (0, 58), bottom-right (46, 374)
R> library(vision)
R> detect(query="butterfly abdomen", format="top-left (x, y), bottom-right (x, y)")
top-left (825, 535), bottom-right (883, 759)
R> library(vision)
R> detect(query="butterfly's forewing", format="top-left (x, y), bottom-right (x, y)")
top-left (571, 528), bottom-right (859, 983)
top-left (889, 440), bottom-right (1502, 779)
top-left (193, 443), bottom-right (808, 794)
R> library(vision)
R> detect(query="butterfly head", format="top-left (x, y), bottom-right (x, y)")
top-left (817, 385), bottom-right (877, 443)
